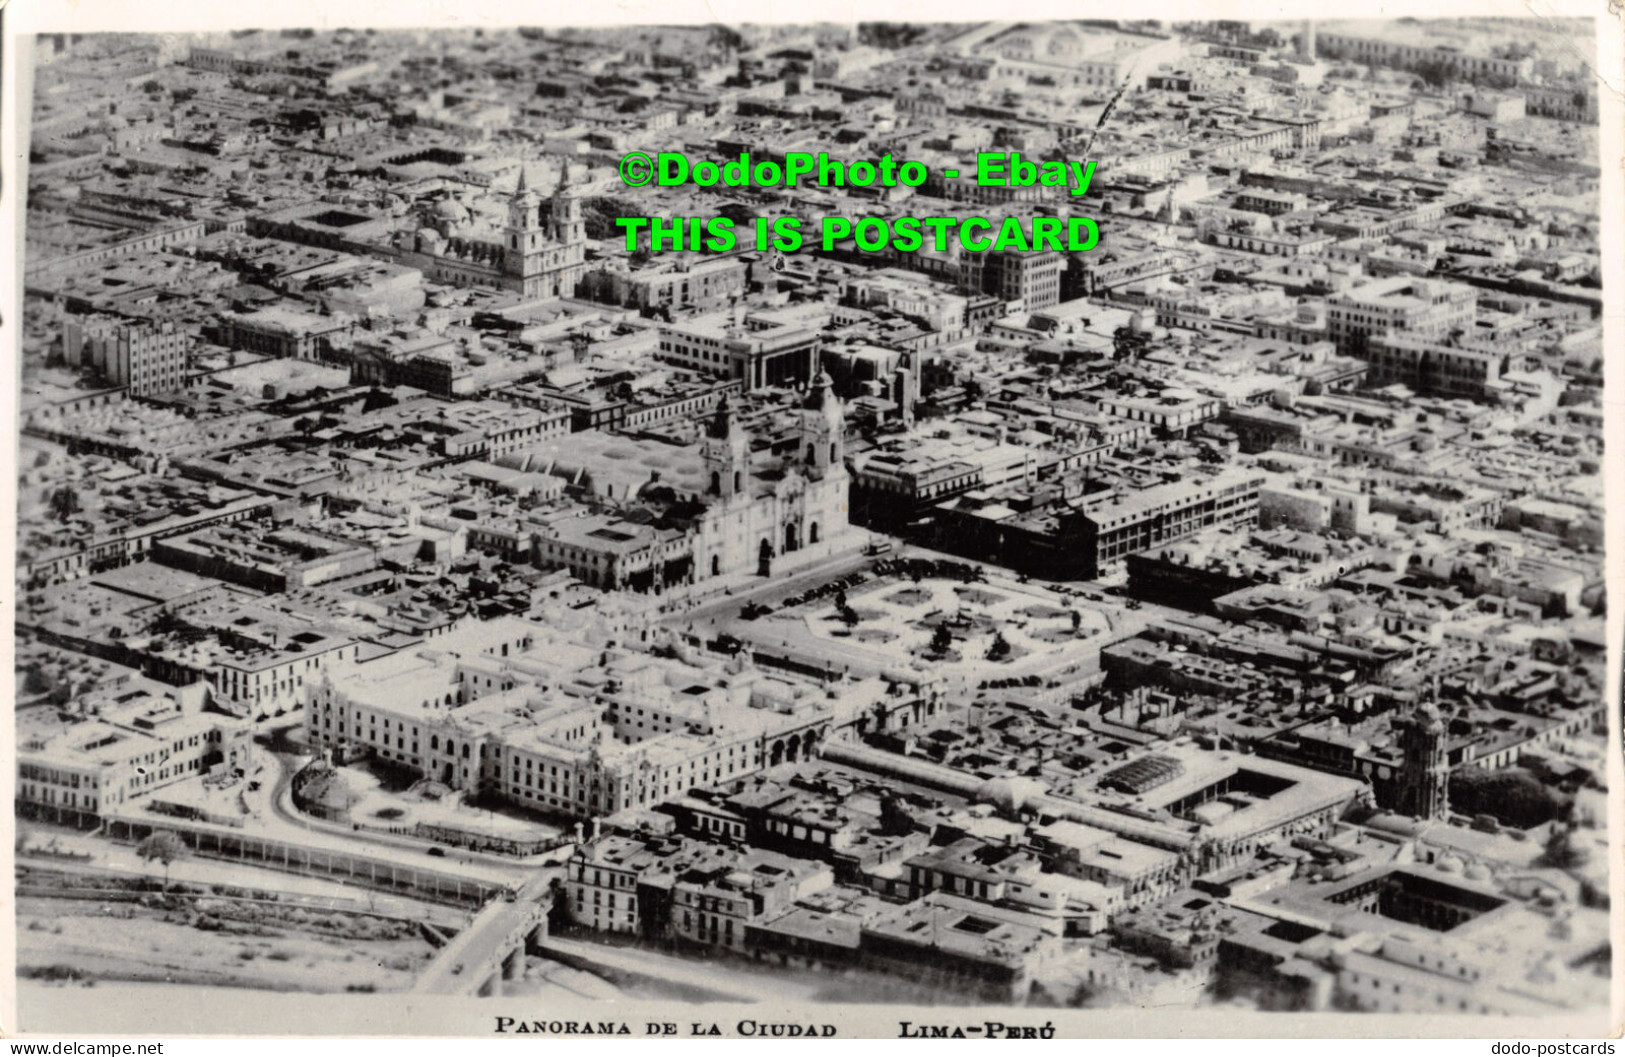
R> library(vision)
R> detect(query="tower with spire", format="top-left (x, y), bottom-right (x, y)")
top-left (549, 163), bottom-right (586, 246)
top-left (501, 163), bottom-right (587, 298)
top-left (504, 167), bottom-right (542, 260)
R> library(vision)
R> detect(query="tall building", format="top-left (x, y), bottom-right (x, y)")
top-left (1326, 277), bottom-right (1476, 356)
top-left (1397, 701), bottom-right (1450, 820)
top-left (962, 249), bottom-right (1064, 311)
top-left (64, 316), bottom-right (188, 396)
top-left (1365, 333), bottom-right (1506, 399)
top-left (657, 315), bottom-right (821, 390)
top-left (1066, 468), bottom-right (1265, 579)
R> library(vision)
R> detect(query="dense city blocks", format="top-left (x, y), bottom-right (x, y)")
top-left (13, 16), bottom-right (1611, 1027)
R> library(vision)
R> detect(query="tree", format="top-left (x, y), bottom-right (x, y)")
top-left (987, 631), bottom-right (1011, 661)
top-left (136, 831), bottom-right (188, 889)
top-left (49, 486), bottom-right (82, 523)
top-left (1413, 57), bottom-right (1454, 89)
top-left (930, 623), bottom-right (953, 655)
top-left (1113, 325), bottom-right (1152, 362)
top-left (1447, 767), bottom-right (1562, 829)
top-left (839, 604), bottom-right (859, 628)
top-left (1539, 823), bottom-right (1588, 870)
top-left (21, 666), bottom-right (53, 696)
top-left (1070, 609), bottom-right (1083, 633)
top-left (878, 794), bottom-right (916, 837)
top-left (708, 25), bottom-right (744, 51)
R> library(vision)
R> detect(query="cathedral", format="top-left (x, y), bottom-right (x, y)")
top-left (395, 166), bottom-right (588, 299)
top-left (501, 373), bottom-right (851, 591)
top-left (692, 373), bottom-right (850, 581)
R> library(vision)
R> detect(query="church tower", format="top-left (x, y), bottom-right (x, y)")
top-left (798, 372), bottom-right (844, 480)
top-left (702, 395), bottom-right (750, 500)
top-left (542, 163), bottom-right (588, 298)
top-left (549, 164), bottom-right (587, 246)
top-left (503, 164), bottom-right (588, 298)
top-left (1398, 700), bottom-right (1449, 820)
top-left (503, 167), bottom-right (544, 279)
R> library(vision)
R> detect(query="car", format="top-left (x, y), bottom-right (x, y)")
top-left (427, 846), bottom-right (447, 858)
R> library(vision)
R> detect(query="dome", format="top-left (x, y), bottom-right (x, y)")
top-left (434, 198), bottom-right (468, 223)
top-left (975, 775), bottom-right (1047, 815)
top-left (1436, 855), bottom-right (1464, 875)
top-left (1464, 862), bottom-right (1491, 882)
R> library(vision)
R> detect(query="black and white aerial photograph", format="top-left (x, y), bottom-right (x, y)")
top-left (4, 2), bottom-right (1620, 1040)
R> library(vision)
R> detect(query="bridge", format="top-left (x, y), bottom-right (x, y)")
top-left (412, 872), bottom-right (554, 996)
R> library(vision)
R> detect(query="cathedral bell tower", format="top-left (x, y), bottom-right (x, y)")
top-left (548, 164), bottom-right (586, 245)
top-left (503, 168), bottom-right (543, 281)
top-left (702, 395), bottom-right (750, 500)
top-left (798, 372), bottom-right (845, 481)
top-left (543, 163), bottom-right (588, 297)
